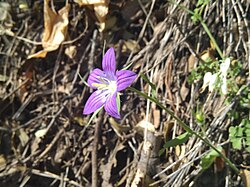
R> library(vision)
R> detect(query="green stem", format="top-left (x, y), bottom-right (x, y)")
top-left (199, 19), bottom-right (224, 59)
top-left (169, 0), bottom-right (224, 59)
top-left (128, 87), bottom-right (239, 174)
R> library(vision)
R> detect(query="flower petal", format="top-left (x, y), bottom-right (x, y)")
top-left (220, 58), bottom-right (230, 76)
top-left (208, 73), bottom-right (218, 92)
top-left (102, 48), bottom-right (116, 74)
top-left (221, 76), bottom-right (227, 95)
top-left (104, 93), bottom-right (120, 119)
top-left (116, 70), bottom-right (137, 91)
top-left (83, 90), bottom-right (107, 115)
top-left (87, 68), bottom-right (106, 89)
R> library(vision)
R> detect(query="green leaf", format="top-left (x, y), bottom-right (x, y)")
top-left (229, 126), bottom-right (236, 136)
top-left (229, 126), bottom-right (243, 137)
top-left (191, 8), bottom-right (200, 24)
top-left (242, 119), bottom-right (250, 129)
top-left (246, 146), bottom-right (250, 153)
top-left (200, 146), bottom-right (222, 170)
top-left (163, 132), bottom-right (191, 149)
top-left (237, 128), bottom-right (244, 137)
top-left (197, 0), bottom-right (203, 6)
top-left (245, 129), bottom-right (250, 136)
top-left (231, 138), bottom-right (242, 150)
top-left (245, 137), bottom-right (250, 146)
top-left (159, 132), bottom-right (191, 156)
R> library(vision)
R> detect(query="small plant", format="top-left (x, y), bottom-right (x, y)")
top-left (229, 119), bottom-right (250, 153)
top-left (191, 0), bottom-right (210, 24)
top-left (189, 58), bottom-right (243, 99)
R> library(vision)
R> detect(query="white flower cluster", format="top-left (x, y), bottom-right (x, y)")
top-left (200, 58), bottom-right (230, 95)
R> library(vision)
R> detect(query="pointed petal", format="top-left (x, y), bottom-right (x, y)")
top-left (221, 76), bottom-right (227, 95)
top-left (220, 58), bottom-right (230, 76)
top-left (83, 90), bottom-right (107, 115)
top-left (102, 48), bottom-right (116, 74)
top-left (87, 68), bottom-right (106, 89)
top-left (200, 72), bottom-right (212, 93)
top-left (208, 73), bottom-right (218, 92)
top-left (116, 70), bottom-right (137, 91)
top-left (104, 93), bottom-right (120, 119)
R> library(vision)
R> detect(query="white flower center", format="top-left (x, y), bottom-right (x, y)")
top-left (92, 76), bottom-right (117, 93)
top-left (107, 80), bottom-right (117, 92)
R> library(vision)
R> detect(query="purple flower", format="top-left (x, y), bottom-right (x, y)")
top-left (83, 48), bottom-right (137, 119)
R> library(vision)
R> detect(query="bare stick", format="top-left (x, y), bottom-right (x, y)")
top-left (91, 110), bottom-right (104, 187)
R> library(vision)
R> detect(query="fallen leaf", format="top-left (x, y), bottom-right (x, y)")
top-left (108, 117), bottom-right (131, 137)
top-left (65, 45), bottom-right (77, 59)
top-left (188, 54), bottom-right (197, 72)
top-left (31, 137), bottom-right (41, 155)
top-left (199, 48), bottom-right (215, 62)
top-left (74, 0), bottom-right (109, 31)
top-left (240, 169), bottom-right (250, 187)
top-left (180, 81), bottom-right (189, 101)
top-left (122, 40), bottom-right (140, 53)
top-left (18, 128), bottom-right (29, 147)
top-left (35, 128), bottom-right (47, 138)
top-left (28, 0), bottom-right (70, 58)
top-left (0, 155), bottom-right (6, 171)
top-left (135, 120), bottom-right (156, 136)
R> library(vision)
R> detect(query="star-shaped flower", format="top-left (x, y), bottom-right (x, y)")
top-left (83, 48), bottom-right (137, 118)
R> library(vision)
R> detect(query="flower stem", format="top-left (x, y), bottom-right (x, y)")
top-left (199, 19), bottom-right (224, 59)
top-left (128, 87), bottom-right (239, 174)
top-left (169, 0), bottom-right (224, 59)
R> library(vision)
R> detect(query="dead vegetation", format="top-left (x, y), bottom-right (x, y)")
top-left (0, 0), bottom-right (249, 187)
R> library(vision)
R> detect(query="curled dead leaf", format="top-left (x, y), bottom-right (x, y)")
top-left (0, 155), bottom-right (6, 172)
top-left (28, 0), bottom-right (70, 58)
top-left (74, 0), bottom-right (109, 31)
top-left (65, 45), bottom-right (77, 59)
top-left (135, 120), bottom-right (156, 136)
top-left (240, 169), bottom-right (250, 187)
top-left (18, 128), bottom-right (29, 147)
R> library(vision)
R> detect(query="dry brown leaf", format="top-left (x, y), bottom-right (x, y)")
top-left (18, 128), bottom-right (29, 147)
top-left (240, 169), bottom-right (250, 187)
top-left (199, 48), bottom-right (215, 62)
top-left (188, 54), bottom-right (197, 72)
top-left (65, 45), bottom-right (77, 59)
top-left (180, 81), bottom-right (189, 101)
top-left (122, 40), bottom-right (140, 53)
top-left (108, 117), bottom-right (131, 137)
top-left (28, 0), bottom-right (70, 58)
top-left (75, 0), bottom-right (106, 4)
top-left (31, 137), bottom-right (41, 155)
top-left (74, 0), bottom-right (109, 31)
top-left (214, 149), bottom-right (225, 172)
top-left (135, 120), bottom-right (156, 136)
top-left (0, 155), bottom-right (6, 171)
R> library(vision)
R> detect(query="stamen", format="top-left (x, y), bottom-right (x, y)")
top-left (92, 76), bottom-right (117, 92)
